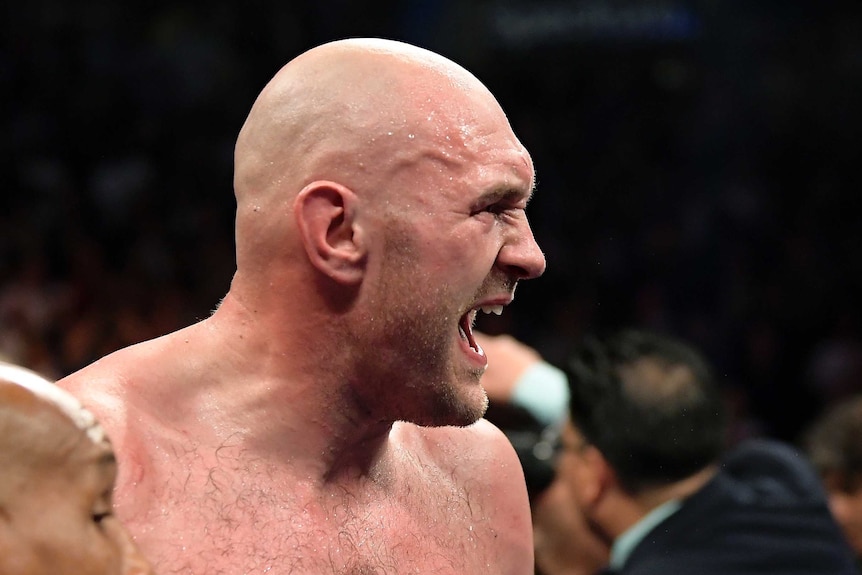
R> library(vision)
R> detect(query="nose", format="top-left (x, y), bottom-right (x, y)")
top-left (498, 218), bottom-right (546, 280)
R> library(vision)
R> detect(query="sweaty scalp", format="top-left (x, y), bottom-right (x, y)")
top-left (231, 39), bottom-right (500, 271)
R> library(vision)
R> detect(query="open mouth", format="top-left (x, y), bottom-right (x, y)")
top-left (458, 304), bottom-right (504, 355)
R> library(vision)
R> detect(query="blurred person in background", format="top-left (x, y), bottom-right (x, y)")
top-left (802, 395), bottom-right (862, 565)
top-left (478, 332), bottom-right (610, 575)
top-left (559, 328), bottom-right (859, 575)
top-left (0, 361), bottom-right (153, 575)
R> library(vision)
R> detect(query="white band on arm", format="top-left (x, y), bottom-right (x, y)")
top-left (510, 361), bottom-right (570, 427)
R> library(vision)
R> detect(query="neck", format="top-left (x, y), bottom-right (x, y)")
top-left (135, 289), bottom-right (395, 484)
top-left (598, 465), bottom-right (718, 541)
top-left (633, 465), bottom-right (717, 511)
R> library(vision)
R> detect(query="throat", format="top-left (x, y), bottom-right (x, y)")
top-left (321, 423), bottom-right (396, 486)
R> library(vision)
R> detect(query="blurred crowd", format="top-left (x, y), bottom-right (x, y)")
top-left (3, 0), bottom-right (862, 443)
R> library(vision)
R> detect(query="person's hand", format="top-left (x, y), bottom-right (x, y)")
top-left (476, 332), bottom-right (544, 402)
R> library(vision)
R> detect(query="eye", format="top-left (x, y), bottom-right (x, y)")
top-left (92, 510), bottom-right (112, 525)
top-left (91, 490), bottom-right (114, 527)
top-left (470, 189), bottom-right (531, 219)
top-left (485, 203), bottom-right (526, 221)
top-left (474, 201), bottom-right (518, 217)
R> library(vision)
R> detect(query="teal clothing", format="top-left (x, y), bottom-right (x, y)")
top-left (510, 361), bottom-right (569, 427)
top-left (609, 499), bottom-right (682, 570)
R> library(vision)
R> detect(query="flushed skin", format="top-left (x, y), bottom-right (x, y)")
top-left (0, 364), bottom-right (153, 575)
top-left (59, 38), bottom-right (545, 574)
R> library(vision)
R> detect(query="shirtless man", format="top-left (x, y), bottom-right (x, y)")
top-left (59, 38), bottom-right (546, 574)
top-left (0, 362), bottom-right (153, 575)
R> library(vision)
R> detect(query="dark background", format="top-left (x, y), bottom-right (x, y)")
top-left (2, 0), bottom-right (861, 443)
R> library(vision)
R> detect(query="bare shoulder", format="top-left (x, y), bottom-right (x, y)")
top-left (399, 419), bottom-right (527, 504)
top-left (56, 331), bottom-right (188, 445)
top-left (58, 326), bottom-right (189, 392)
top-left (59, 340), bottom-right (154, 405)
top-left (58, 350), bottom-right (133, 420)
top-left (396, 419), bottom-right (535, 574)
top-left (412, 418), bottom-right (523, 467)
top-left (398, 419), bottom-right (526, 493)
top-left (56, 331), bottom-right (195, 496)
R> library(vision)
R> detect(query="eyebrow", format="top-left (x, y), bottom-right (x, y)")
top-left (476, 185), bottom-right (535, 207)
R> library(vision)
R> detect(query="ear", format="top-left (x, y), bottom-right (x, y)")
top-left (581, 445), bottom-right (615, 506)
top-left (294, 181), bottom-right (366, 284)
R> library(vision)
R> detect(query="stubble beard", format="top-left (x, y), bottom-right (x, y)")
top-left (355, 233), bottom-right (488, 428)
top-left (355, 283), bottom-right (489, 428)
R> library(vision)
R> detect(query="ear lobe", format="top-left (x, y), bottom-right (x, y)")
top-left (294, 181), bottom-right (366, 284)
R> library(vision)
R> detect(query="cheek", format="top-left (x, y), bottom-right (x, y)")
top-left (556, 456), bottom-right (585, 504)
top-left (429, 220), bottom-right (498, 269)
top-left (102, 517), bottom-right (151, 575)
top-left (63, 526), bottom-right (125, 575)
top-left (48, 504), bottom-right (126, 574)
top-left (534, 476), bottom-right (575, 525)
top-left (0, 525), bottom-right (120, 575)
top-left (3, 485), bottom-right (126, 573)
top-left (830, 492), bottom-right (862, 532)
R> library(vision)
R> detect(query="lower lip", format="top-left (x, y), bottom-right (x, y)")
top-left (458, 333), bottom-right (487, 369)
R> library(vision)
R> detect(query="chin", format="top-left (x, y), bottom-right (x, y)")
top-left (413, 382), bottom-right (489, 428)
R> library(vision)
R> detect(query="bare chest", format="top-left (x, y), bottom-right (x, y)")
top-left (121, 460), bottom-right (503, 575)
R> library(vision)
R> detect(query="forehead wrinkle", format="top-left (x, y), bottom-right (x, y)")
top-left (408, 120), bottom-right (533, 188)
top-left (385, 145), bottom-right (533, 214)
top-left (475, 157), bottom-right (535, 202)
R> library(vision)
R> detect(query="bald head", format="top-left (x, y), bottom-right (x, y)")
top-left (0, 363), bottom-right (106, 481)
top-left (0, 362), bottom-right (104, 445)
top-left (235, 38), bottom-right (495, 191)
top-left (0, 363), bottom-right (155, 575)
top-left (231, 38), bottom-right (516, 274)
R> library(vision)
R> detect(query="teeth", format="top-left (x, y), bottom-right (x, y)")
top-left (480, 305), bottom-right (504, 316)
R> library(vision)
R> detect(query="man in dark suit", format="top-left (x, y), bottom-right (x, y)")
top-left (558, 329), bottom-right (859, 575)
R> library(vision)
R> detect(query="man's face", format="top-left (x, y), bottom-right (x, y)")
top-left (0, 392), bottom-right (152, 575)
top-left (556, 419), bottom-right (594, 510)
top-left (555, 417), bottom-right (615, 548)
top-left (354, 91), bottom-right (546, 427)
top-left (532, 471), bottom-right (610, 575)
